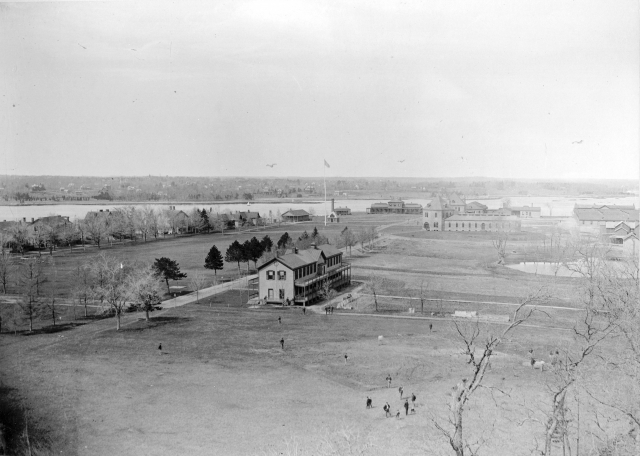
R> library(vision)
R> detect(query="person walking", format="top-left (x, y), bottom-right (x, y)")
top-left (429, 323), bottom-right (433, 332)
top-left (410, 401), bottom-right (416, 414)
top-left (280, 338), bottom-right (284, 349)
top-left (303, 307), bottom-right (306, 315)
top-left (398, 386), bottom-right (404, 399)
top-left (366, 397), bottom-right (372, 409)
top-left (411, 393), bottom-right (416, 405)
top-left (158, 343), bottom-right (162, 354)
top-left (404, 399), bottom-right (409, 416)
top-left (386, 374), bottom-right (392, 388)
top-left (278, 316), bottom-right (282, 324)
top-left (384, 402), bottom-right (391, 418)
top-left (344, 354), bottom-right (348, 364)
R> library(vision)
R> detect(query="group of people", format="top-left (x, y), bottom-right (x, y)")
top-left (325, 306), bottom-right (334, 315)
top-left (370, 377), bottom-right (418, 419)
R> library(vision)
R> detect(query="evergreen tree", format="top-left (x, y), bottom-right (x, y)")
top-left (277, 232), bottom-right (291, 249)
top-left (298, 230), bottom-right (309, 241)
top-left (260, 235), bottom-right (273, 252)
top-left (246, 237), bottom-right (264, 269)
top-left (312, 227), bottom-right (319, 238)
top-left (225, 240), bottom-right (244, 272)
top-left (204, 245), bottom-right (224, 275)
top-left (200, 209), bottom-right (210, 232)
top-left (152, 257), bottom-right (187, 294)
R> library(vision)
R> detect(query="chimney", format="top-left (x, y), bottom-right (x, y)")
top-left (331, 198), bottom-right (335, 212)
top-left (294, 247), bottom-right (298, 254)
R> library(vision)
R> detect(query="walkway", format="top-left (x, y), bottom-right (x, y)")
top-left (160, 274), bottom-right (258, 308)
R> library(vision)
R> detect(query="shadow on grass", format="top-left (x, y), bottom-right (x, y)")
top-left (0, 385), bottom-right (52, 455)
top-left (122, 316), bottom-right (192, 332)
top-left (12, 322), bottom-right (84, 337)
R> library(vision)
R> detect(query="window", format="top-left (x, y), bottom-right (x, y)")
top-left (267, 271), bottom-right (275, 280)
top-left (475, 223), bottom-right (477, 228)
top-left (434, 222), bottom-right (439, 228)
top-left (481, 223), bottom-right (485, 230)
top-left (462, 223), bottom-right (465, 228)
top-left (434, 212), bottom-right (437, 218)
top-left (278, 271), bottom-right (286, 280)
top-left (448, 223), bottom-right (451, 228)
top-left (268, 289), bottom-right (274, 299)
top-left (456, 223), bottom-right (458, 228)
top-left (279, 289), bottom-right (285, 299)
top-left (489, 223), bottom-right (492, 229)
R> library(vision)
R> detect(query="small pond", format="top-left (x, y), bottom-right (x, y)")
top-left (506, 260), bottom-right (629, 277)
top-left (506, 262), bottom-right (579, 277)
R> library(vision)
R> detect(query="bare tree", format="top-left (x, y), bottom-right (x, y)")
top-left (363, 273), bottom-right (388, 312)
top-left (433, 288), bottom-right (550, 456)
top-left (73, 262), bottom-right (94, 317)
top-left (42, 291), bottom-right (60, 327)
top-left (84, 215), bottom-right (107, 249)
top-left (491, 230), bottom-right (509, 265)
top-left (0, 235), bottom-right (14, 293)
top-left (127, 264), bottom-right (162, 321)
top-left (97, 256), bottom-right (130, 330)
top-left (190, 271), bottom-right (207, 304)
top-left (17, 259), bottom-right (50, 332)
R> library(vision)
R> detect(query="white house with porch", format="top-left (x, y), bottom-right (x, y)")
top-left (257, 244), bottom-right (351, 305)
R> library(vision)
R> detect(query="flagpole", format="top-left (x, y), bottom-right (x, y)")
top-left (324, 160), bottom-right (327, 226)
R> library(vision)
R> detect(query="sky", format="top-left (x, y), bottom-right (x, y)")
top-left (1, 0), bottom-right (638, 179)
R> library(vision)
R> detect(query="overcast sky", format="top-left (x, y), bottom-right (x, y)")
top-left (1, 1), bottom-right (638, 179)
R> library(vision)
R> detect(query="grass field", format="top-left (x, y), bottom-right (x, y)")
top-left (9, 214), bottom-right (412, 299)
top-left (1, 215), bottom-right (620, 455)
top-left (2, 302), bottom-right (609, 456)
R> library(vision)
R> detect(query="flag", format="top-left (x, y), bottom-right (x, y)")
top-left (324, 159), bottom-right (330, 168)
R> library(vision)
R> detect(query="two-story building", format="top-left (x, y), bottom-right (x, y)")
top-left (257, 243), bottom-right (351, 305)
top-left (422, 195), bottom-right (455, 231)
top-left (366, 200), bottom-right (423, 214)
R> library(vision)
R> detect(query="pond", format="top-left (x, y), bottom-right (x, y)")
top-left (506, 260), bottom-right (630, 277)
top-left (505, 262), bottom-right (580, 277)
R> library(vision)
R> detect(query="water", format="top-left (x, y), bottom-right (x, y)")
top-left (505, 262), bottom-right (580, 277)
top-left (506, 260), bottom-right (629, 277)
top-left (0, 195), bottom-right (637, 222)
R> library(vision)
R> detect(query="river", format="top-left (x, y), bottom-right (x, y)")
top-left (0, 196), bottom-right (637, 222)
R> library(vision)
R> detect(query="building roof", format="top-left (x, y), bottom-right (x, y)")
top-left (574, 207), bottom-right (639, 222)
top-left (258, 244), bottom-right (337, 270)
top-left (466, 201), bottom-right (488, 210)
top-left (447, 192), bottom-right (466, 206)
top-left (370, 203), bottom-right (389, 208)
top-left (404, 203), bottom-right (423, 208)
top-left (240, 211), bottom-right (261, 219)
top-left (575, 204), bottom-right (636, 210)
top-left (31, 215), bottom-right (70, 225)
top-left (282, 209), bottom-right (310, 217)
top-left (445, 214), bottom-right (520, 222)
top-left (335, 206), bottom-right (350, 210)
top-left (0, 221), bottom-right (18, 231)
top-left (425, 195), bottom-right (450, 211)
top-left (319, 244), bottom-right (341, 257)
top-left (510, 206), bottom-right (541, 212)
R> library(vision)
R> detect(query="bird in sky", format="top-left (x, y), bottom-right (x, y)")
top-left (398, 159), bottom-right (405, 163)
top-left (266, 164), bottom-right (277, 168)
top-left (572, 140), bottom-right (583, 144)
top-left (77, 43), bottom-right (87, 49)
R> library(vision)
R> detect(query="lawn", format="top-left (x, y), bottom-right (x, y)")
top-left (1, 216), bottom-right (621, 455)
top-left (0, 302), bottom-right (617, 456)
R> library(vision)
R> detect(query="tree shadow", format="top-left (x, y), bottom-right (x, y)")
top-left (16, 322), bottom-right (82, 336)
top-left (122, 316), bottom-right (191, 332)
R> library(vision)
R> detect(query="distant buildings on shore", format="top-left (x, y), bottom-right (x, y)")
top-left (366, 199), bottom-right (422, 214)
top-left (422, 193), bottom-right (537, 232)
